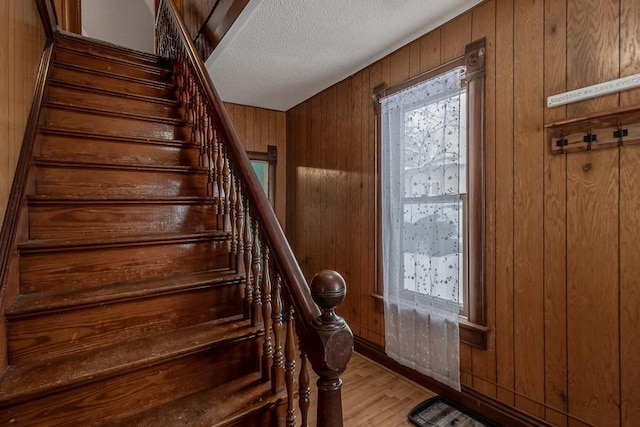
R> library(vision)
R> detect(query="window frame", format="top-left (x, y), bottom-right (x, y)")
top-left (373, 38), bottom-right (489, 349)
top-left (247, 145), bottom-right (277, 207)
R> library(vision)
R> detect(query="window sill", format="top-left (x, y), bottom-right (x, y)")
top-left (460, 319), bottom-right (490, 350)
top-left (371, 294), bottom-right (490, 350)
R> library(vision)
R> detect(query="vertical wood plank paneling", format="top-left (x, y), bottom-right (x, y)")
top-left (223, 103), bottom-right (287, 226)
top-left (275, 112), bottom-right (287, 230)
top-left (470, 0), bottom-right (497, 398)
top-left (419, 29), bottom-right (441, 73)
top-left (325, 86), bottom-right (337, 271)
top-left (543, 1), bottom-right (568, 424)
top-left (1, 0), bottom-right (45, 223)
top-left (0, 0), bottom-right (9, 222)
top-left (310, 93), bottom-right (324, 277)
top-left (440, 12), bottom-right (472, 63)
top-left (566, 0), bottom-right (619, 117)
top-left (285, 105), bottom-right (297, 243)
top-left (620, 145), bottom-right (640, 425)
top-left (460, 344), bottom-right (473, 387)
top-left (339, 71), bottom-right (360, 335)
top-left (619, 3), bottom-right (640, 424)
top-left (620, 0), bottom-right (640, 106)
top-left (388, 45), bottom-right (410, 87)
top-left (244, 105), bottom-right (255, 151)
top-left (408, 39), bottom-right (421, 78)
top-left (284, 1), bottom-right (640, 425)
top-left (319, 90), bottom-right (328, 271)
top-left (334, 79), bottom-right (351, 324)
top-left (565, 2), bottom-right (620, 426)
top-left (513, 0), bottom-right (545, 418)
top-left (494, 0), bottom-right (515, 407)
top-left (567, 150), bottom-right (619, 427)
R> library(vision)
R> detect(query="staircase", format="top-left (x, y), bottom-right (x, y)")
top-left (0, 32), bottom-right (286, 426)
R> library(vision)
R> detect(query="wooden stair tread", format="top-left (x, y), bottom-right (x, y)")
top-left (18, 231), bottom-right (229, 252)
top-left (39, 126), bottom-right (195, 148)
top-left (0, 316), bottom-right (258, 407)
top-left (52, 60), bottom-right (174, 90)
top-left (44, 100), bottom-right (185, 126)
top-left (107, 372), bottom-right (284, 427)
top-left (6, 270), bottom-right (242, 317)
top-left (48, 79), bottom-right (181, 107)
top-left (54, 44), bottom-right (172, 75)
top-left (34, 158), bottom-right (206, 173)
top-left (27, 195), bottom-right (216, 204)
top-left (56, 31), bottom-right (164, 64)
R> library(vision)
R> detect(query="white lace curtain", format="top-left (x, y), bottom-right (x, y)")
top-left (381, 67), bottom-right (465, 391)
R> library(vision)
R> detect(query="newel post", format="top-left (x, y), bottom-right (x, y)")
top-left (307, 270), bottom-right (353, 427)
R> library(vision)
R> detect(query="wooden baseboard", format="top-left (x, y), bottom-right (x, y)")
top-left (354, 336), bottom-right (551, 427)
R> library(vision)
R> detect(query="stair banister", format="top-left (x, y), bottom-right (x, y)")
top-left (155, 1), bottom-right (353, 425)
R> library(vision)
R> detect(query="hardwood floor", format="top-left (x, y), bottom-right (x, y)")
top-left (302, 352), bottom-right (436, 426)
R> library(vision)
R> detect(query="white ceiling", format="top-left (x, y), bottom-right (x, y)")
top-left (205, 0), bottom-right (483, 112)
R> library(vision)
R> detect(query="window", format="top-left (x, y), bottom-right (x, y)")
top-left (248, 145), bottom-right (277, 206)
top-left (374, 39), bottom-right (488, 349)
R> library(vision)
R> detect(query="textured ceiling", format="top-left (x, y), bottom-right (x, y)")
top-left (205, 0), bottom-right (483, 112)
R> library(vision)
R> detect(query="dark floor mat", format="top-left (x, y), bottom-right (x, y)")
top-left (408, 396), bottom-right (495, 427)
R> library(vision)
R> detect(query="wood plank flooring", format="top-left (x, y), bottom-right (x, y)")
top-left (300, 352), bottom-right (436, 426)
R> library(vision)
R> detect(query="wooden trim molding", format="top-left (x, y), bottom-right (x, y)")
top-left (54, 0), bottom-right (82, 34)
top-left (0, 40), bottom-right (54, 307)
top-left (36, 0), bottom-right (59, 39)
top-left (354, 337), bottom-right (552, 427)
top-left (463, 38), bottom-right (487, 348)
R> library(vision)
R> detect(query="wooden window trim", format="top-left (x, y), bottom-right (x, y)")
top-left (372, 38), bottom-right (489, 350)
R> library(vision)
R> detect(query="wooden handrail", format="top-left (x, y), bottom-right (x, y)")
top-left (35, 0), bottom-right (58, 39)
top-left (0, 40), bottom-right (54, 307)
top-left (158, 0), bottom-right (320, 332)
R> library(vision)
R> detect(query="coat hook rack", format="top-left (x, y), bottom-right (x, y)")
top-left (546, 104), bottom-right (640, 154)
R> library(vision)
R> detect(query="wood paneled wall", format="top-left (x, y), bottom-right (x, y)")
top-left (224, 103), bottom-right (287, 229)
top-left (286, 1), bottom-right (640, 425)
top-left (0, 1), bottom-right (46, 223)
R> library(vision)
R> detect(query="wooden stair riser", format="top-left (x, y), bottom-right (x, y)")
top-left (50, 65), bottom-right (175, 99)
top-left (19, 238), bottom-right (232, 294)
top-left (55, 35), bottom-right (167, 68)
top-left (0, 336), bottom-right (260, 427)
top-left (43, 106), bottom-right (190, 141)
top-left (7, 283), bottom-right (243, 364)
top-left (54, 47), bottom-right (172, 81)
top-left (47, 84), bottom-right (183, 120)
top-left (35, 165), bottom-right (208, 198)
top-left (28, 202), bottom-right (220, 239)
top-left (35, 133), bottom-right (200, 167)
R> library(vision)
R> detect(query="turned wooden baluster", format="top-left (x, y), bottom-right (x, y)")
top-left (196, 92), bottom-right (204, 147)
top-left (215, 131), bottom-right (225, 229)
top-left (285, 304), bottom-right (296, 427)
top-left (271, 273), bottom-right (285, 393)
top-left (211, 127), bottom-right (220, 201)
top-left (260, 241), bottom-right (273, 382)
top-left (234, 176), bottom-right (243, 271)
top-left (228, 171), bottom-right (237, 265)
top-left (222, 154), bottom-right (231, 230)
top-left (299, 349), bottom-right (310, 427)
top-left (307, 270), bottom-right (353, 427)
top-left (188, 80), bottom-right (197, 143)
top-left (250, 219), bottom-right (262, 326)
top-left (242, 197), bottom-right (252, 319)
top-left (205, 115), bottom-right (214, 194)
